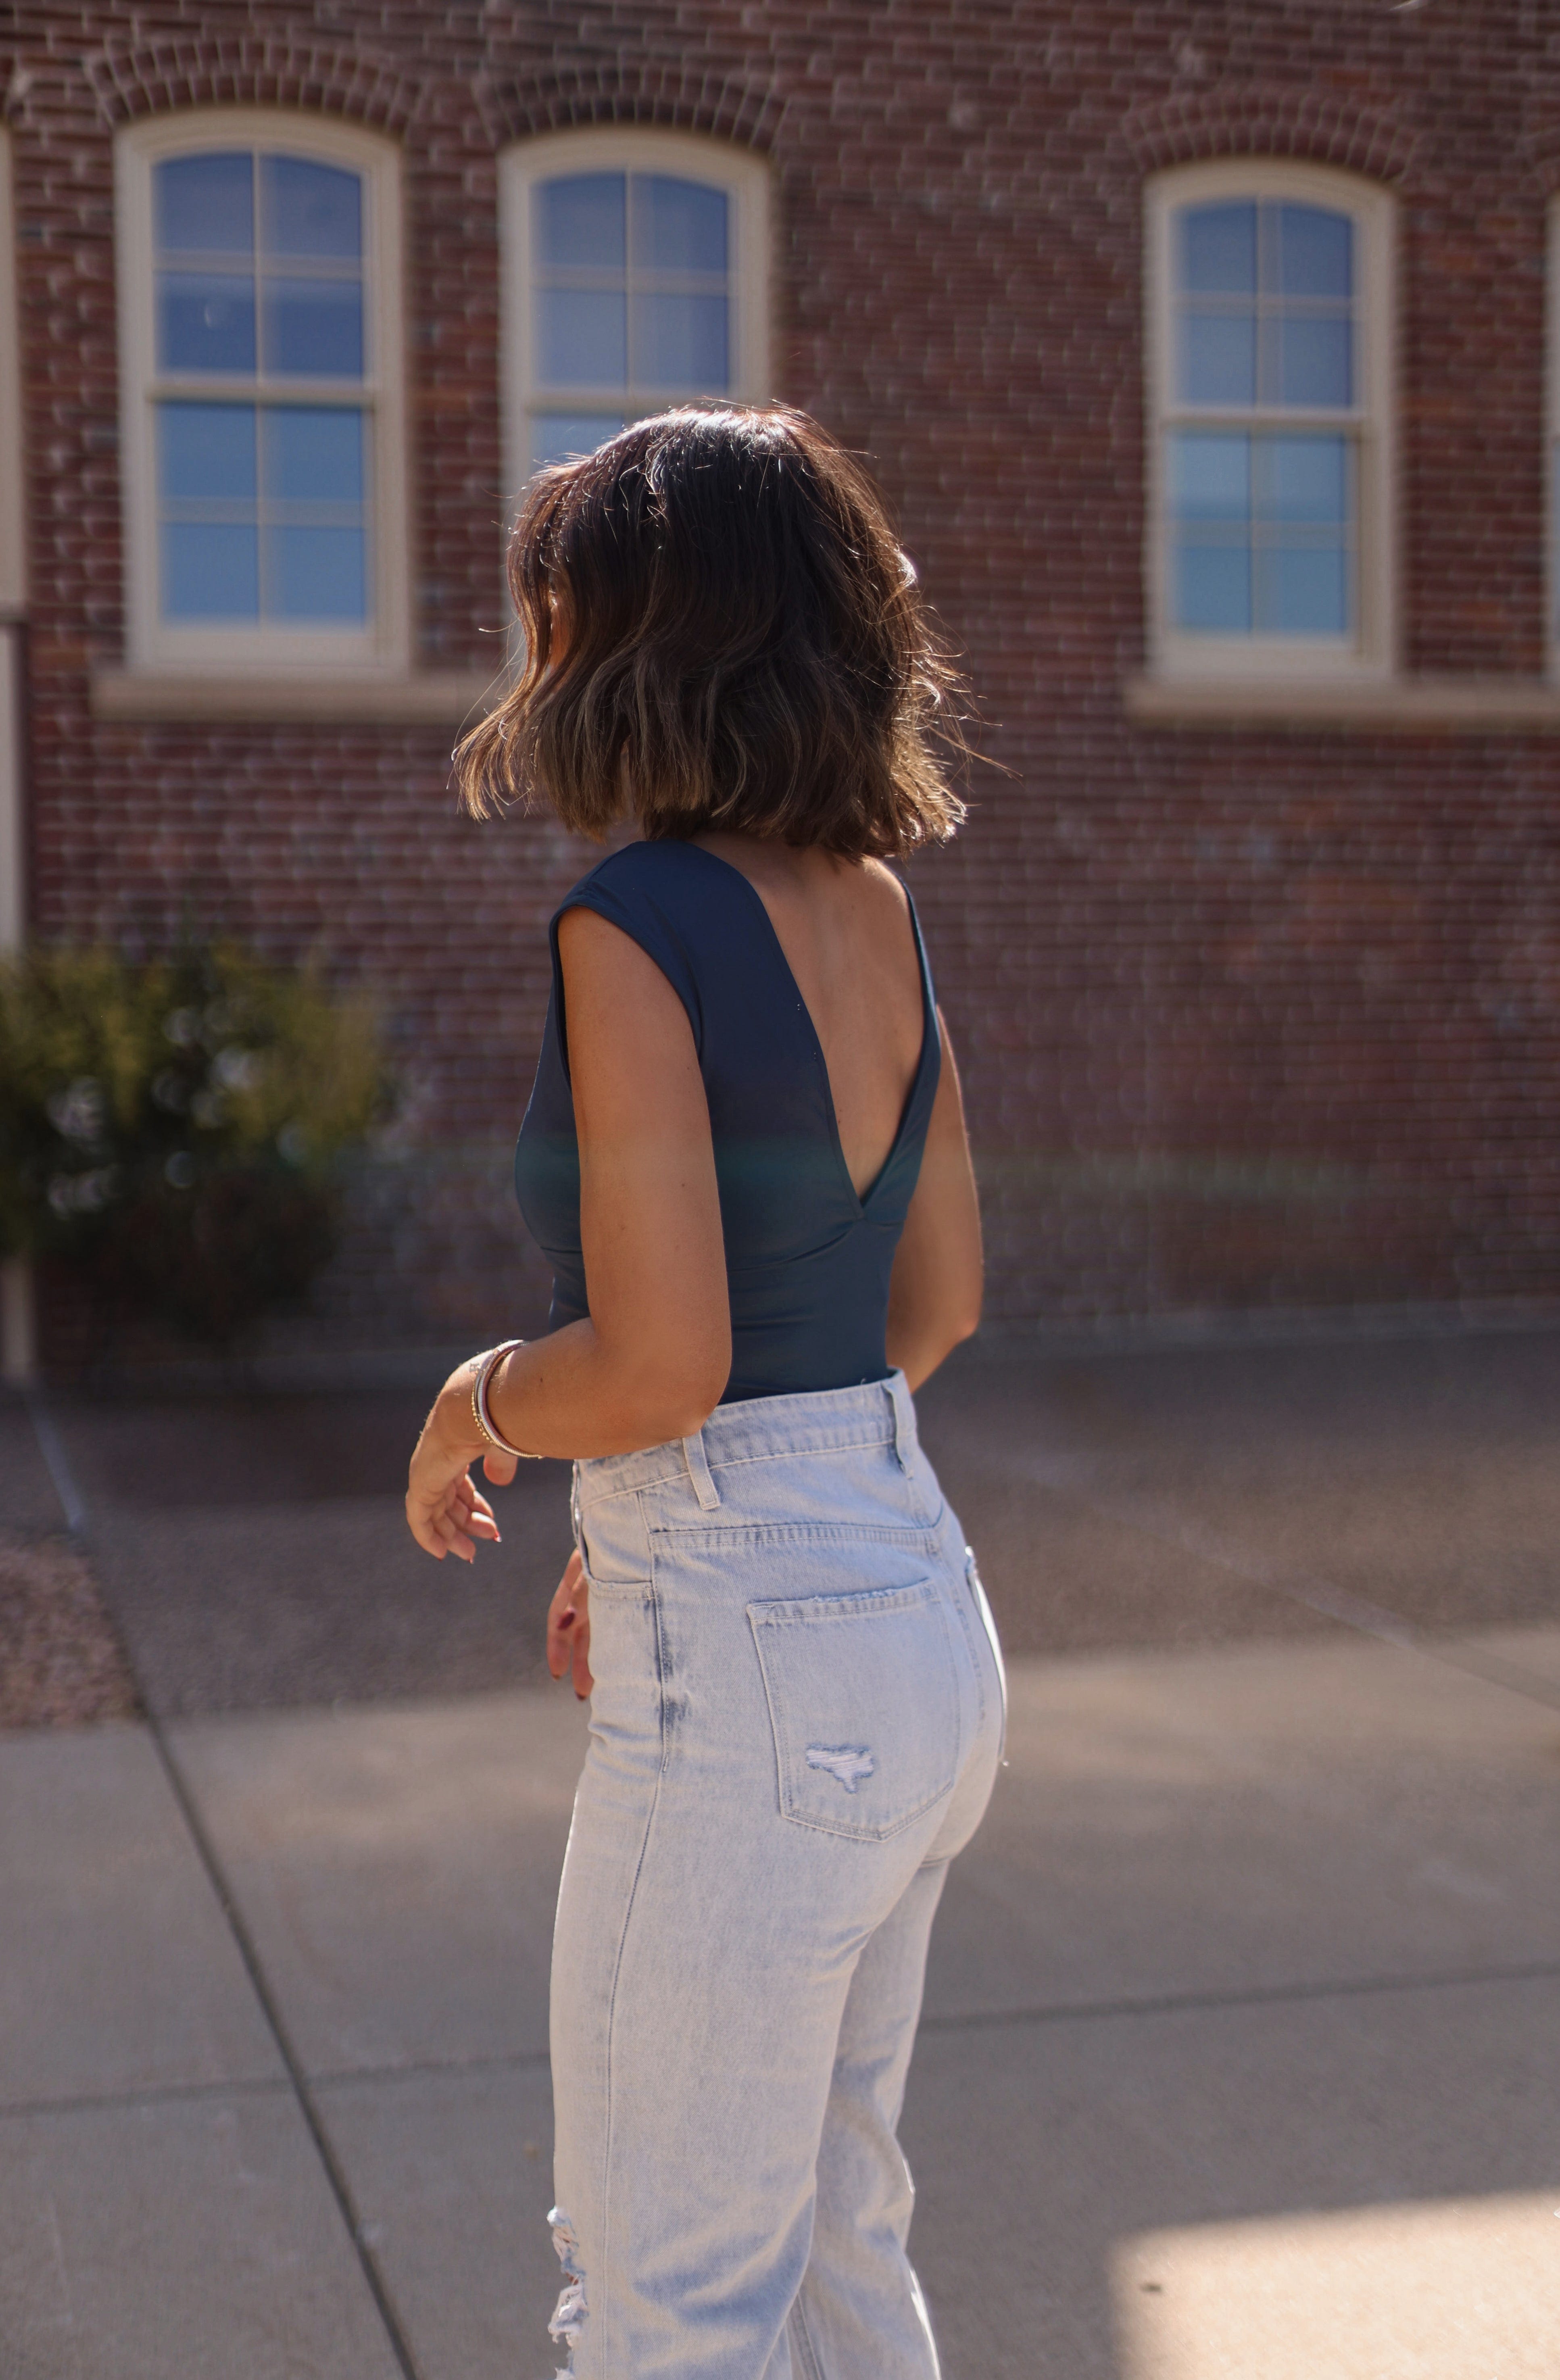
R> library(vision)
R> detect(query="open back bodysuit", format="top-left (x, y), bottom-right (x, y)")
top-left (513, 836), bottom-right (941, 1402)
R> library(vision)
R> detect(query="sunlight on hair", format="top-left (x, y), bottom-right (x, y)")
top-left (455, 405), bottom-right (974, 857)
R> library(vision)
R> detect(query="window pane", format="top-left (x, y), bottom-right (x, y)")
top-left (266, 525), bottom-right (367, 620)
top-left (1180, 310), bottom-right (1256, 406)
top-left (1275, 315), bottom-right (1352, 409)
top-left (155, 154), bottom-right (253, 257)
top-left (536, 175), bottom-right (626, 270)
top-left (538, 288), bottom-right (627, 388)
top-left (633, 292), bottom-right (729, 391)
top-left (1180, 203), bottom-right (1257, 295)
top-left (162, 522), bottom-right (259, 619)
top-left (1173, 540), bottom-right (1252, 632)
top-left (529, 413), bottom-right (624, 474)
top-left (158, 274), bottom-right (256, 373)
top-left (158, 403), bottom-right (257, 501)
top-left (1260, 542), bottom-right (1349, 634)
top-left (1275, 204), bottom-right (1352, 298)
top-left (1168, 432), bottom-right (1251, 522)
top-left (263, 407), bottom-right (364, 500)
top-left (261, 157), bottom-right (362, 260)
top-left (263, 279), bottom-right (364, 378)
top-left (632, 176), bottom-right (727, 272)
top-left (1260, 434), bottom-right (1348, 525)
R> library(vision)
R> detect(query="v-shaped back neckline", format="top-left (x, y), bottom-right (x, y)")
top-left (681, 841), bottom-right (938, 1216)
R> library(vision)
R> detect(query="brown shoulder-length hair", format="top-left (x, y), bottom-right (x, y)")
top-left (455, 406), bottom-right (968, 857)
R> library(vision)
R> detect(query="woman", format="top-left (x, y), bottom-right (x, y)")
top-left (407, 406), bottom-right (1005, 2379)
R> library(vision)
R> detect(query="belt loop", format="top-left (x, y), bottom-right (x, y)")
top-left (886, 1371), bottom-right (916, 1475)
top-left (682, 1429), bottom-right (721, 1511)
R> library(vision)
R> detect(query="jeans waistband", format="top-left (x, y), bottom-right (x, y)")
top-left (574, 1373), bottom-right (920, 1516)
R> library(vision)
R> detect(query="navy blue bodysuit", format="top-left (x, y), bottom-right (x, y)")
top-left (513, 839), bottom-right (941, 1404)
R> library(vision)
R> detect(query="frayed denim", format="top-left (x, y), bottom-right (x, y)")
top-left (547, 1374), bottom-right (1005, 2378)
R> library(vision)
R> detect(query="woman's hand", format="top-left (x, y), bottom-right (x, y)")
top-left (406, 1362), bottom-right (513, 1560)
top-left (548, 1549), bottom-right (593, 1698)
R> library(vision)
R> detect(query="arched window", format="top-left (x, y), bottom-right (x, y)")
top-left (1145, 163), bottom-right (1395, 680)
top-left (500, 129), bottom-right (771, 493)
top-left (114, 112), bottom-right (407, 674)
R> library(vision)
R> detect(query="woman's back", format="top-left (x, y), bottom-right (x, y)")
top-left (692, 835), bottom-right (927, 1201)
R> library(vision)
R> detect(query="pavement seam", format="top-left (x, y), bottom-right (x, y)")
top-left (25, 1396), bottom-right (425, 2380)
top-left (0, 2046), bottom-right (553, 2125)
top-left (0, 2074), bottom-right (296, 2123)
top-left (1040, 1468), bottom-right (1560, 1717)
top-left (918, 1956), bottom-right (1560, 2036)
top-left (11, 1955), bottom-right (1558, 2126)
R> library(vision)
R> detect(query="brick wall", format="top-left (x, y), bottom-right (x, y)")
top-left (9, 0), bottom-right (1560, 1352)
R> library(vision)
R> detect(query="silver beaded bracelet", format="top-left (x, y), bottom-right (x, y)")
top-left (471, 1340), bottom-right (542, 1460)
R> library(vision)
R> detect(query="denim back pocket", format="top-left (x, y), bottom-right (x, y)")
top-left (747, 1579), bottom-right (961, 1842)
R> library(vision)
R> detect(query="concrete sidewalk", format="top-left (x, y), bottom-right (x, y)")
top-left (4, 1331), bottom-right (1560, 2376)
top-left (4, 1631), bottom-right (1559, 2377)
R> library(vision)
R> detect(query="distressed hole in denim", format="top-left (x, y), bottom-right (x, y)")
top-left (547, 2205), bottom-right (587, 2364)
top-left (805, 1744), bottom-right (876, 1794)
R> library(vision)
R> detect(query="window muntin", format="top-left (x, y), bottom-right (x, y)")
top-left (530, 168), bottom-right (732, 472)
top-left (117, 115), bottom-right (406, 672)
top-left (1147, 166), bottom-right (1393, 680)
top-left (1167, 198), bottom-right (1356, 639)
top-left (150, 148), bottom-right (370, 627)
top-left (503, 131), bottom-right (769, 493)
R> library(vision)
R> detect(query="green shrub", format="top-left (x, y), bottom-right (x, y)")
top-left (0, 944), bottom-right (391, 1346)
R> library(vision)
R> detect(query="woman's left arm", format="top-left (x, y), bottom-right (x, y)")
top-left (406, 906), bottom-right (731, 1560)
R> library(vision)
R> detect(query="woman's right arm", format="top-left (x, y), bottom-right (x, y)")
top-left (884, 1010), bottom-right (983, 1391)
top-left (404, 904), bottom-right (731, 1562)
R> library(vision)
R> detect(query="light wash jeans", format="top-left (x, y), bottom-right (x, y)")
top-left (547, 1373), bottom-right (1006, 2379)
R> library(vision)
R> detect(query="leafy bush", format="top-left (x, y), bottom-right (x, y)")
top-left (0, 944), bottom-right (390, 1346)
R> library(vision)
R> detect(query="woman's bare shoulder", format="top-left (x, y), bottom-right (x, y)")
top-left (858, 854), bottom-right (912, 912)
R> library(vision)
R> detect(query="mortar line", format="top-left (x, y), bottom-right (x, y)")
top-left (25, 1396), bottom-right (423, 2380)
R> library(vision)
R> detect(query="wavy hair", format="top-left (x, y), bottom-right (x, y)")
top-left (455, 407), bottom-right (969, 857)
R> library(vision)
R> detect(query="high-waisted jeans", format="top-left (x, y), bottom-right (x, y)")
top-left (547, 1373), bottom-right (1006, 2378)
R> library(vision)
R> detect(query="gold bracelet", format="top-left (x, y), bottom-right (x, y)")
top-left (471, 1341), bottom-right (542, 1460)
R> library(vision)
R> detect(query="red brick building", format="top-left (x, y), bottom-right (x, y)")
top-left (5, 4), bottom-right (1560, 1366)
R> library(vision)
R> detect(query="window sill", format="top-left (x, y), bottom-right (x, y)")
top-left (1125, 674), bottom-right (1560, 732)
top-left (90, 668), bottom-right (499, 726)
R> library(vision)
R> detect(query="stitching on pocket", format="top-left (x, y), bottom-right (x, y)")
top-left (748, 1580), bottom-right (961, 1843)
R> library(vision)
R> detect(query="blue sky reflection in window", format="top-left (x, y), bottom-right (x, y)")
top-left (528, 170), bottom-right (730, 478)
top-left (1169, 198), bottom-right (1355, 637)
top-left (153, 150), bottom-right (370, 626)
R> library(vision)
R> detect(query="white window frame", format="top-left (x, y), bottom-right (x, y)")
top-left (114, 108), bottom-right (409, 676)
top-left (498, 127), bottom-right (771, 511)
top-left (1144, 160), bottom-right (1397, 683)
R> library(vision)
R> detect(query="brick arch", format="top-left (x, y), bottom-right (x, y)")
top-left (475, 62), bottom-right (786, 154)
top-left (81, 37), bottom-right (425, 134)
top-left (1122, 83), bottom-right (1420, 184)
